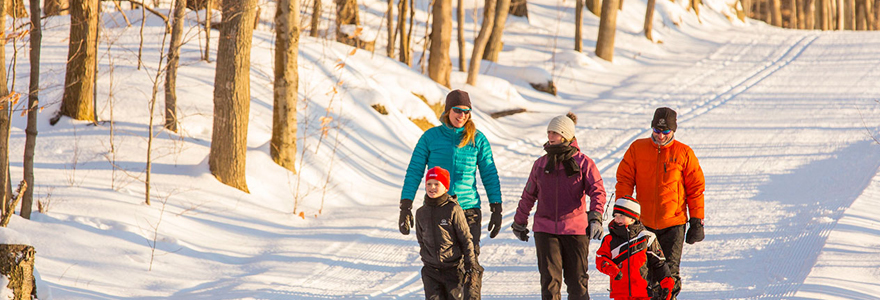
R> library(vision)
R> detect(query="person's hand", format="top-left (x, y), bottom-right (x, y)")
top-left (599, 261), bottom-right (621, 279)
top-left (686, 218), bottom-right (704, 244)
top-left (587, 211), bottom-right (603, 240)
top-left (511, 222), bottom-right (529, 242)
top-left (399, 199), bottom-right (414, 235)
top-left (488, 203), bottom-right (502, 238)
top-left (464, 261), bottom-right (483, 274)
top-left (588, 220), bottom-right (603, 240)
top-left (659, 277), bottom-right (675, 300)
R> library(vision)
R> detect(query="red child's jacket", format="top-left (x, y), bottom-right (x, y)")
top-left (596, 221), bottom-right (673, 300)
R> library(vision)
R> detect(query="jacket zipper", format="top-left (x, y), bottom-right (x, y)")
top-left (555, 165), bottom-right (560, 234)
top-left (626, 224), bottom-right (632, 298)
top-left (656, 144), bottom-right (663, 226)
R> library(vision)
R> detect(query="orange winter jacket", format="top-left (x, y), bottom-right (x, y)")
top-left (615, 138), bottom-right (705, 230)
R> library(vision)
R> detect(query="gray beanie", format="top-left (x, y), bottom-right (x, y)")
top-left (547, 114), bottom-right (576, 141)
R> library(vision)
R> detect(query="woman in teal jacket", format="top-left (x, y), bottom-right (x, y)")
top-left (399, 89), bottom-right (502, 299)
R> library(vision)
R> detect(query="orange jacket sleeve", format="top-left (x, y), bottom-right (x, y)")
top-left (615, 145), bottom-right (637, 200)
top-left (683, 148), bottom-right (705, 220)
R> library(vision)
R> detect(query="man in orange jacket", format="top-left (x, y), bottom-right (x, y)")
top-left (615, 107), bottom-right (705, 300)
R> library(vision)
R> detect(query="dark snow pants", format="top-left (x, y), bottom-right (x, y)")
top-left (534, 232), bottom-right (590, 300)
top-left (422, 265), bottom-right (465, 300)
top-left (647, 224), bottom-right (685, 299)
top-left (463, 208), bottom-right (483, 300)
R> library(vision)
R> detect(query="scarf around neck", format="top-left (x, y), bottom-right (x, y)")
top-left (543, 141), bottom-right (580, 177)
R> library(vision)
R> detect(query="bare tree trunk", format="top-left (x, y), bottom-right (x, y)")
top-left (466, 0), bottom-right (495, 85)
top-left (509, 0), bottom-right (528, 18)
top-left (575, 0), bottom-right (584, 52)
top-left (856, 0), bottom-right (867, 28)
top-left (797, 0), bottom-right (806, 27)
top-left (587, 0), bottom-right (601, 16)
top-left (398, 0), bottom-right (411, 65)
top-left (595, 0), bottom-right (619, 61)
top-left (847, 0), bottom-right (856, 28)
top-left (60, 0), bottom-right (98, 122)
top-left (866, 0), bottom-right (875, 29)
top-left (210, 0), bottom-right (257, 193)
top-left (874, 0), bottom-right (879, 29)
top-left (820, 0), bottom-right (829, 29)
top-left (457, 0), bottom-right (466, 71)
top-left (204, 0), bottom-right (212, 61)
top-left (429, 0), bottom-right (452, 87)
top-left (45, 0), bottom-right (68, 15)
top-left (743, 0), bottom-right (752, 19)
top-left (387, 0), bottom-right (395, 57)
top-left (310, 0), bottom-right (321, 36)
top-left (272, 0), bottom-right (299, 172)
top-left (165, 0), bottom-right (186, 133)
top-left (0, 0), bottom-right (9, 206)
top-left (789, 0), bottom-right (798, 27)
top-left (483, 0), bottom-right (510, 61)
top-left (805, 0), bottom-right (815, 27)
top-left (645, 0), bottom-right (656, 41)
top-left (22, 0), bottom-right (41, 220)
top-left (838, 0), bottom-right (844, 29)
top-left (771, 0), bottom-right (782, 25)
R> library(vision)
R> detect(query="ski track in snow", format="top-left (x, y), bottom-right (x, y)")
top-left (286, 29), bottom-right (880, 300)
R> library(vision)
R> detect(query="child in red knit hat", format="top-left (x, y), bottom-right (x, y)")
top-left (415, 166), bottom-right (479, 299)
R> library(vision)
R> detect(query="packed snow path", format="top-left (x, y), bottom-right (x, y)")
top-left (273, 28), bottom-right (880, 299)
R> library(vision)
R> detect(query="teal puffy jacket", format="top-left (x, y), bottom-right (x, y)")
top-left (401, 124), bottom-right (502, 210)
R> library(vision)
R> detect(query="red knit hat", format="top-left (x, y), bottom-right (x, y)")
top-left (425, 166), bottom-right (450, 190)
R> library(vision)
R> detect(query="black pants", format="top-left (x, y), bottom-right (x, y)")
top-left (463, 208), bottom-right (483, 300)
top-left (422, 265), bottom-right (465, 300)
top-left (535, 232), bottom-right (590, 300)
top-left (647, 224), bottom-right (685, 299)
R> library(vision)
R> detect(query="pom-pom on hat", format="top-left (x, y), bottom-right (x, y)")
top-left (425, 166), bottom-right (451, 190)
top-left (547, 112), bottom-right (577, 141)
top-left (614, 196), bottom-right (641, 220)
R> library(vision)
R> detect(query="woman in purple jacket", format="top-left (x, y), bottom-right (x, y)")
top-left (511, 112), bottom-right (607, 300)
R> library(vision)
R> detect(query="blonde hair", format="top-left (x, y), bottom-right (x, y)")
top-left (441, 112), bottom-right (476, 148)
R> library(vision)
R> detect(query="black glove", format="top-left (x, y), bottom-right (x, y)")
top-left (587, 211), bottom-right (603, 240)
top-left (464, 261), bottom-right (484, 274)
top-left (487, 203), bottom-right (502, 238)
top-left (614, 272), bottom-right (623, 281)
top-left (511, 222), bottom-right (530, 242)
top-left (686, 218), bottom-right (704, 244)
top-left (399, 199), bottom-right (414, 235)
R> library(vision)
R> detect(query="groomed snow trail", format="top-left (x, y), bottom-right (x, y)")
top-left (281, 28), bottom-right (880, 300)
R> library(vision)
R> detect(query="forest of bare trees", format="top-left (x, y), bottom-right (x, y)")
top-left (0, 0), bottom-right (873, 214)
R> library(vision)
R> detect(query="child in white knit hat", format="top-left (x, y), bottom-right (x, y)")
top-left (595, 196), bottom-right (675, 300)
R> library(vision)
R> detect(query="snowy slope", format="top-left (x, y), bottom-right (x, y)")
top-left (1, 0), bottom-right (879, 299)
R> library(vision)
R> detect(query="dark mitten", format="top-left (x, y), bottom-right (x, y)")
top-left (511, 222), bottom-right (530, 242)
top-left (686, 218), bottom-right (705, 244)
top-left (398, 199), bottom-right (414, 235)
top-left (660, 277), bottom-right (674, 300)
top-left (587, 211), bottom-right (604, 240)
top-left (488, 203), bottom-right (503, 238)
top-left (599, 260), bottom-right (621, 279)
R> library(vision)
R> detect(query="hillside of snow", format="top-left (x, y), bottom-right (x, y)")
top-left (1, 0), bottom-right (879, 299)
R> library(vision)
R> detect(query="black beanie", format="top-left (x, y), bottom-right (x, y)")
top-left (445, 90), bottom-right (472, 113)
top-left (651, 107), bottom-right (677, 132)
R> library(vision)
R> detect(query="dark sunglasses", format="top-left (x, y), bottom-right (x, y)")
top-left (652, 128), bottom-right (672, 134)
top-left (451, 107), bottom-right (471, 114)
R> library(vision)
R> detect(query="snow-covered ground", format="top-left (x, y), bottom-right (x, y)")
top-left (1, 0), bottom-right (880, 299)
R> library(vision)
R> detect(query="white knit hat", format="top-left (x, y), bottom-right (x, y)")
top-left (613, 196), bottom-right (640, 220)
top-left (547, 115), bottom-right (576, 141)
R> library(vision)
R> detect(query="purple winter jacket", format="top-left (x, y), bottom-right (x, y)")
top-left (514, 140), bottom-right (607, 235)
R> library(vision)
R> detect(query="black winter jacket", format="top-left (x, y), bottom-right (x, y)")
top-left (416, 194), bottom-right (476, 270)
